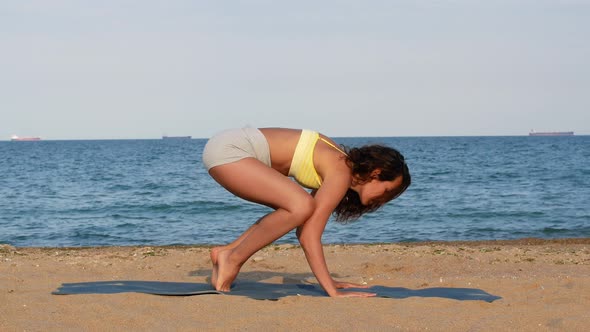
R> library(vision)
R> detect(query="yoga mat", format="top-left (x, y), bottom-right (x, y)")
top-left (52, 281), bottom-right (220, 296)
top-left (53, 280), bottom-right (501, 302)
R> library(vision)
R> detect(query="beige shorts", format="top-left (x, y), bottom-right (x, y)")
top-left (202, 127), bottom-right (271, 171)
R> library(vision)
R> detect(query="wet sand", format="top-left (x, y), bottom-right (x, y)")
top-left (1, 238), bottom-right (589, 331)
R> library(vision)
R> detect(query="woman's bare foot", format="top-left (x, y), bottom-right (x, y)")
top-left (215, 249), bottom-right (241, 292)
top-left (210, 247), bottom-right (223, 288)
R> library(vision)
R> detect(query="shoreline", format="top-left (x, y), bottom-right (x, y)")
top-left (3, 237), bottom-right (590, 251)
top-left (2, 238), bottom-right (589, 331)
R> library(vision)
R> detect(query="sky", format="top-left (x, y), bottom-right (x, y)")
top-left (1, 0), bottom-right (589, 139)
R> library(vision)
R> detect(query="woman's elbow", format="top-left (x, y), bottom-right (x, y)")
top-left (297, 230), bottom-right (322, 247)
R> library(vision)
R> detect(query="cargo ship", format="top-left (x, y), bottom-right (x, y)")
top-left (529, 130), bottom-right (574, 137)
top-left (162, 135), bottom-right (192, 140)
top-left (10, 135), bottom-right (41, 141)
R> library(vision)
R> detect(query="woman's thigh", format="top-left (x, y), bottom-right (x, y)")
top-left (208, 158), bottom-right (312, 211)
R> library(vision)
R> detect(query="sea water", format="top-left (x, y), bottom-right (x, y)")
top-left (1, 136), bottom-right (589, 247)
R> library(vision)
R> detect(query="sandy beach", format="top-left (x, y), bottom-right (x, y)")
top-left (1, 238), bottom-right (589, 331)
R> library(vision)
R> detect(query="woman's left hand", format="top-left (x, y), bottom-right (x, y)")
top-left (333, 280), bottom-right (370, 289)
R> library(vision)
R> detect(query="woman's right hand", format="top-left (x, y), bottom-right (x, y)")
top-left (330, 290), bottom-right (377, 298)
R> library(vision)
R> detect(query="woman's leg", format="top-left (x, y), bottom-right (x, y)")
top-left (208, 158), bottom-right (315, 291)
top-left (209, 217), bottom-right (261, 287)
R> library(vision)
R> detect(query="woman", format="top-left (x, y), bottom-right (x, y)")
top-left (202, 127), bottom-right (410, 297)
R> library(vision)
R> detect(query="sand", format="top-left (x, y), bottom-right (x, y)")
top-left (1, 238), bottom-right (590, 331)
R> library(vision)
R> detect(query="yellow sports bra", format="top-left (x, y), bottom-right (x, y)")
top-left (288, 129), bottom-right (347, 189)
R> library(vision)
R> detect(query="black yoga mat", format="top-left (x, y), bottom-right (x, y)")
top-left (52, 280), bottom-right (501, 302)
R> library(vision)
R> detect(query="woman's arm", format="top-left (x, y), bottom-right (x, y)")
top-left (296, 176), bottom-right (375, 297)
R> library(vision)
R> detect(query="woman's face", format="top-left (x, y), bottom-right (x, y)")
top-left (356, 175), bottom-right (404, 206)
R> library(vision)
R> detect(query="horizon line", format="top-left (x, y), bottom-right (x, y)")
top-left (2, 133), bottom-right (588, 141)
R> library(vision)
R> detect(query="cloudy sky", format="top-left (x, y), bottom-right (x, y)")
top-left (1, 0), bottom-right (589, 139)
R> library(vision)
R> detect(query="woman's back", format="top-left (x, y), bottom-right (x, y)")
top-left (258, 128), bottom-right (302, 175)
top-left (259, 128), bottom-right (347, 178)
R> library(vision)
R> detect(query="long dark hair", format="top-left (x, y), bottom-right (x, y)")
top-left (333, 144), bottom-right (411, 222)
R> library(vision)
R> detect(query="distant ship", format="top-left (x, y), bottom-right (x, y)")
top-left (162, 135), bottom-right (192, 140)
top-left (11, 135), bottom-right (41, 141)
top-left (529, 130), bottom-right (574, 137)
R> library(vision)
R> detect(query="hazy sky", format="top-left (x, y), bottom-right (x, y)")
top-left (2, 0), bottom-right (589, 139)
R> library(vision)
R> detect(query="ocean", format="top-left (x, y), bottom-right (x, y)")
top-left (1, 135), bottom-right (589, 247)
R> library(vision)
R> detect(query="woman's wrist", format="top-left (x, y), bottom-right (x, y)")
top-left (324, 280), bottom-right (341, 296)
top-left (325, 288), bottom-right (340, 297)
